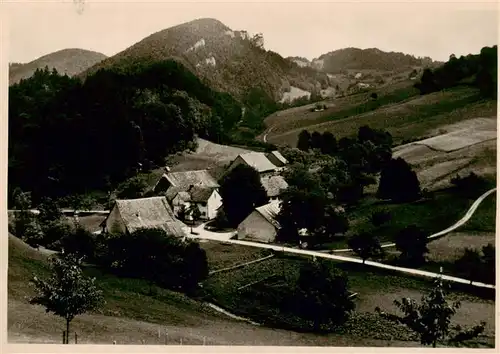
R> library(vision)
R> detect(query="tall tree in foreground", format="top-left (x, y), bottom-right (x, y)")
top-left (293, 260), bottom-right (355, 332)
top-left (30, 253), bottom-right (103, 344)
top-left (219, 164), bottom-right (268, 227)
top-left (376, 274), bottom-right (486, 348)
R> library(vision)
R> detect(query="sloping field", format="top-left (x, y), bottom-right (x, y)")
top-left (416, 129), bottom-right (496, 152)
top-left (165, 138), bottom-right (252, 179)
top-left (393, 117), bottom-right (496, 189)
top-left (267, 87), bottom-right (496, 147)
top-left (7, 234), bottom-right (428, 346)
top-left (426, 231), bottom-right (495, 264)
top-left (261, 80), bottom-right (418, 140)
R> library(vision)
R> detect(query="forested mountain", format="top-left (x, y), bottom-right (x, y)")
top-left (288, 48), bottom-right (436, 73)
top-left (79, 18), bottom-right (332, 102)
top-left (9, 48), bottom-right (107, 85)
top-left (414, 45), bottom-right (497, 98)
top-left (8, 60), bottom-right (242, 203)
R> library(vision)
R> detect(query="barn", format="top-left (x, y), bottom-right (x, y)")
top-left (236, 200), bottom-right (281, 243)
top-left (101, 196), bottom-right (188, 237)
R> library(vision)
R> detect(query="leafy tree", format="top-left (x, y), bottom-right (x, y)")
top-left (310, 131), bottom-right (324, 150)
top-left (60, 226), bottom-right (97, 261)
top-left (376, 275), bottom-right (486, 347)
top-left (378, 158), bottom-right (421, 202)
top-left (370, 92), bottom-right (378, 100)
top-left (395, 225), bottom-right (429, 266)
top-left (347, 231), bottom-right (383, 264)
top-left (320, 132), bottom-right (337, 155)
top-left (454, 248), bottom-right (487, 284)
top-left (11, 188), bottom-right (38, 241)
top-left (103, 228), bottom-right (209, 293)
top-left (37, 197), bottom-right (62, 225)
top-left (42, 220), bottom-right (73, 250)
top-left (219, 164), bottom-right (268, 227)
top-left (293, 260), bottom-right (355, 331)
top-left (297, 130), bottom-right (311, 151)
top-left (115, 176), bottom-right (148, 199)
top-left (480, 244), bottom-right (495, 284)
top-left (213, 207), bottom-right (229, 229)
top-left (30, 253), bottom-right (103, 344)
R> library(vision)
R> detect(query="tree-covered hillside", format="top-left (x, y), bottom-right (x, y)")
top-left (414, 46), bottom-right (497, 98)
top-left (8, 60), bottom-right (243, 204)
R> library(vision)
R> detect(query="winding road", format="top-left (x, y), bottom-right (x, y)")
top-left (331, 187), bottom-right (497, 252)
top-left (9, 188), bottom-right (496, 290)
top-left (187, 188), bottom-right (497, 290)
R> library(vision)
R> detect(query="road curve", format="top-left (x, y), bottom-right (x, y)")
top-left (186, 233), bottom-right (495, 290)
top-left (262, 125), bottom-right (275, 143)
top-left (331, 188), bottom-right (497, 253)
top-left (186, 188), bottom-right (497, 290)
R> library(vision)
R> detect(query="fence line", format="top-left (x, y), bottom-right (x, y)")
top-left (209, 254), bottom-right (275, 276)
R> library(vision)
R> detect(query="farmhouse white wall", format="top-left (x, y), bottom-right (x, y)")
top-left (237, 211), bottom-right (277, 243)
top-left (206, 189), bottom-right (222, 220)
top-left (104, 205), bottom-right (126, 235)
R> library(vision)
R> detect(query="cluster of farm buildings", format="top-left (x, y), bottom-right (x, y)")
top-left (101, 150), bottom-right (290, 243)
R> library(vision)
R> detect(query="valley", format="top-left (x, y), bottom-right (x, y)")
top-left (6, 14), bottom-right (497, 349)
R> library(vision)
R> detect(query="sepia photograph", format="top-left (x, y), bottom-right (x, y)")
top-left (3, 0), bottom-right (498, 349)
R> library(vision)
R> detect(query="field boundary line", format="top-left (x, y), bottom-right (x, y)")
top-left (209, 254), bottom-right (275, 276)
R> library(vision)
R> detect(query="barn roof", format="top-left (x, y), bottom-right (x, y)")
top-left (267, 150), bottom-right (288, 166)
top-left (260, 175), bottom-right (288, 197)
top-left (190, 186), bottom-right (216, 202)
top-left (255, 200), bottom-right (281, 229)
top-left (113, 196), bottom-right (187, 236)
top-left (238, 152), bottom-right (279, 173)
top-left (161, 170), bottom-right (219, 190)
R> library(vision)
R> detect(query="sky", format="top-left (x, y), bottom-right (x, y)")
top-left (3, 0), bottom-right (499, 64)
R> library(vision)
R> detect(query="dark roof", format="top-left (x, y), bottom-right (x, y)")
top-left (112, 196), bottom-right (187, 236)
top-left (260, 175), bottom-right (288, 197)
top-left (160, 170), bottom-right (219, 190)
top-left (189, 186), bottom-right (216, 203)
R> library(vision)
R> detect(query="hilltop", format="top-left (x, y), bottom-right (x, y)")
top-left (307, 47), bottom-right (436, 73)
top-left (9, 48), bottom-right (107, 85)
top-left (80, 18), bottom-right (333, 102)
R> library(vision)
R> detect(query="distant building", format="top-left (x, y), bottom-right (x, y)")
top-left (225, 151), bottom-right (288, 176)
top-left (236, 200), bottom-right (281, 243)
top-left (153, 169), bottom-right (219, 194)
top-left (169, 185), bottom-right (222, 220)
top-left (101, 196), bottom-right (188, 237)
top-left (260, 174), bottom-right (288, 201)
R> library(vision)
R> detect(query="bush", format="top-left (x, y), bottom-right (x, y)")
top-left (99, 228), bottom-right (209, 294)
top-left (291, 260), bottom-right (355, 332)
top-left (450, 172), bottom-right (491, 198)
top-left (60, 226), bottom-right (97, 261)
top-left (42, 220), bottom-right (73, 250)
top-left (394, 225), bottom-right (429, 266)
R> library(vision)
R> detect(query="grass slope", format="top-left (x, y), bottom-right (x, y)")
top-left (7, 234), bottom-right (426, 346)
top-left (266, 86), bottom-right (496, 147)
top-left (203, 254), bottom-right (495, 347)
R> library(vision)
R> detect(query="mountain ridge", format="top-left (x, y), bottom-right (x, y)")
top-left (79, 18), bottom-right (333, 102)
top-left (9, 48), bottom-right (107, 85)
